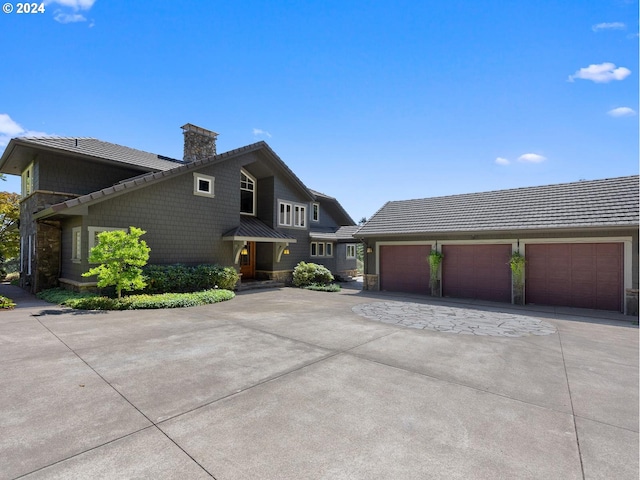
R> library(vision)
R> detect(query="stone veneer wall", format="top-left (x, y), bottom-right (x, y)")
top-left (20, 191), bottom-right (77, 292)
top-left (183, 128), bottom-right (217, 162)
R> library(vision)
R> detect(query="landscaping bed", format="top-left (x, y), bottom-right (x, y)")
top-left (37, 288), bottom-right (234, 310)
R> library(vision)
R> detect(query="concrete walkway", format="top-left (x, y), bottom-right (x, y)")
top-left (0, 283), bottom-right (637, 479)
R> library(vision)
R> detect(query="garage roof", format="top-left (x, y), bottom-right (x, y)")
top-left (356, 175), bottom-right (639, 236)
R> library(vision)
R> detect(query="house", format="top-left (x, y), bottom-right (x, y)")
top-left (0, 124), bottom-right (358, 293)
top-left (355, 176), bottom-right (639, 315)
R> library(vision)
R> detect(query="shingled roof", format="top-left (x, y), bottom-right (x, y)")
top-left (356, 176), bottom-right (639, 236)
top-left (9, 137), bottom-right (183, 171)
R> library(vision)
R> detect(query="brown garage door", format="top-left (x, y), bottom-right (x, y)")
top-left (379, 245), bottom-right (431, 294)
top-left (526, 243), bottom-right (623, 311)
top-left (442, 244), bottom-right (512, 302)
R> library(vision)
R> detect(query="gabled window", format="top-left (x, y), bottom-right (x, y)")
top-left (240, 170), bottom-right (256, 215)
top-left (21, 163), bottom-right (33, 198)
top-left (279, 202), bottom-right (292, 226)
top-left (312, 203), bottom-right (319, 222)
top-left (194, 173), bottom-right (215, 198)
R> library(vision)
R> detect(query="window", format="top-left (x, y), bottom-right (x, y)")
top-left (312, 203), bottom-right (319, 222)
top-left (71, 227), bottom-right (82, 262)
top-left (310, 242), bottom-right (333, 257)
top-left (21, 163), bottom-right (33, 197)
top-left (279, 202), bottom-right (292, 226)
top-left (240, 170), bottom-right (256, 215)
top-left (88, 227), bottom-right (124, 251)
top-left (193, 173), bottom-right (215, 198)
top-left (346, 244), bottom-right (356, 259)
top-left (294, 205), bottom-right (306, 227)
top-left (20, 237), bottom-right (24, 272)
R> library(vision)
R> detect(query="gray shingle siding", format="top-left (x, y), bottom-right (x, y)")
top-left (59, 158), bottom-right (245, 281)
top-left (38, 153), bottom-right (144, 195)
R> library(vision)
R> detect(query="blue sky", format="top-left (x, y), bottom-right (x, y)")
top-left (1, 0), bottom-right (637, 221)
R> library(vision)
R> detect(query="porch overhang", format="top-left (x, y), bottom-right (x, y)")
top-left (223, 216), bottom-right (296, 264)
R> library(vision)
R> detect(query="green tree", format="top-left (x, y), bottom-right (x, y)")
top-left (0, 191), bottom-right (20, 264)
top-left (82, 227), bottom-right (151, 298)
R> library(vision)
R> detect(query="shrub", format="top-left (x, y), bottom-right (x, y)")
top-left (37, 287), bottom-right (235, 310)
top-left (292, 261), bottom-right (334, 287)
top-left (4, 271), bottom-right (19, 282)
top-left (0, 295), bottom-right (16, 309)
top-left (142, 264), bottom-right (239, 293)
top-left (304, 283), bottom-right (341, 292)
top-left (83, 227), bottom-right (151, 298)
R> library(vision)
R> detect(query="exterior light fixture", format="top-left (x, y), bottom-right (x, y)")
top-left (366, 246), bottom-right (373, 254)
top-left (283, 247), bottom-right (290, 255)
top-left (240, 246), bottom-right (248, 255)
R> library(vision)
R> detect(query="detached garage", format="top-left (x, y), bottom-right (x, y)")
top-left (357, 176), bottom-right (639, 315)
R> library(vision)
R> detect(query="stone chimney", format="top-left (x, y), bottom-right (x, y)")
top-left (181, 123), bottom-right (218, 162)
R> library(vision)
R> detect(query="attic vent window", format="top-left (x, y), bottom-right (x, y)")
top-left (193, 173), bottom-right (215, 198)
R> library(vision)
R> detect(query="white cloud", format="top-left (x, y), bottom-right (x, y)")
top-left (0, 114), bottom-right (54, 147)
top-left (0, 114), bottom-right (25, 136)
top-left (44, 0), bottom-right (96, 10)
top-left (592, 22), bottom-right (626, 32)
top-left (607, 107), bottom-right (636, 117)
top-left (568, 62), bottom-right (631, 83)
top-left (53, 11), bottom-right (87, 23)
top-left (45, 0), bottom-right (95, 24)
top-left (518, 153), bottom-right (547, 163)
top-left (495, 157), bottom-right (510, 166)
top-left (252, 128), bottom-right (272, 138)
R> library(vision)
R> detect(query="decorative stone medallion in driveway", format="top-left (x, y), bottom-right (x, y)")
top-left (353, 301), bottom-right (557, 337)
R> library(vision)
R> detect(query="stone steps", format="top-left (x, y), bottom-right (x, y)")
top-left (237, 280), bottom-right (286, 292)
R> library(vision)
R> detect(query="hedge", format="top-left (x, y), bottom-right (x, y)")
top-left (38, 288), bottom-right (235, 310)
top-left (142, 264), bottom-right (239, 293)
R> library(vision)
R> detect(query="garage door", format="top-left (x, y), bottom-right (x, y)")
top-left (379, 245), bottom-right (431, 294)
top-left (526, 243), bottom-right (623, 311)
top-left (442, 244), bottom-right (512, 302)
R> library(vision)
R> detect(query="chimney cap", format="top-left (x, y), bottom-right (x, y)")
top-left (181, 123), bottom-right (219, 138)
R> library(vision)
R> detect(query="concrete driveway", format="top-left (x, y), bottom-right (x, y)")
top-left (0, 283), bottom-right (637, 479)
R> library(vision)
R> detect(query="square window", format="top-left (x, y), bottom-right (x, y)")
top-left (194, 173), bottom-right (215, 197)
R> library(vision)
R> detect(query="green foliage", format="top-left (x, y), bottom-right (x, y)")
top-left (428, 250), bottom-right (444, 283)
top-left (0, 192), bottom-right (20, 274)
top-left (0, 295), bottom-right (16, 309)
top-left (142, 264), bottom-right (239, 293)
top-left (82, 227), bottom-right (151, 298)
top-left (37, 287), bottom-right (234, 310)
top-left (509, 251), bottom-right (526, 288)
top-left (37, 288), bottom-right (98, 304)
top-left (3, 272), bottom-right (19, 282)
top-left (304, 283), bottom-right (341, 292)
top-left (292, 261), bottom-right (334, 287)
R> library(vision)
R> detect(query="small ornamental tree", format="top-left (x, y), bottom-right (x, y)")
top-left (82, 227), bottom-right (151, 298)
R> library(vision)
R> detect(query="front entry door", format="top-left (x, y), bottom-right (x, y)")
top-left (239, 241), bottom-right (256, 280)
